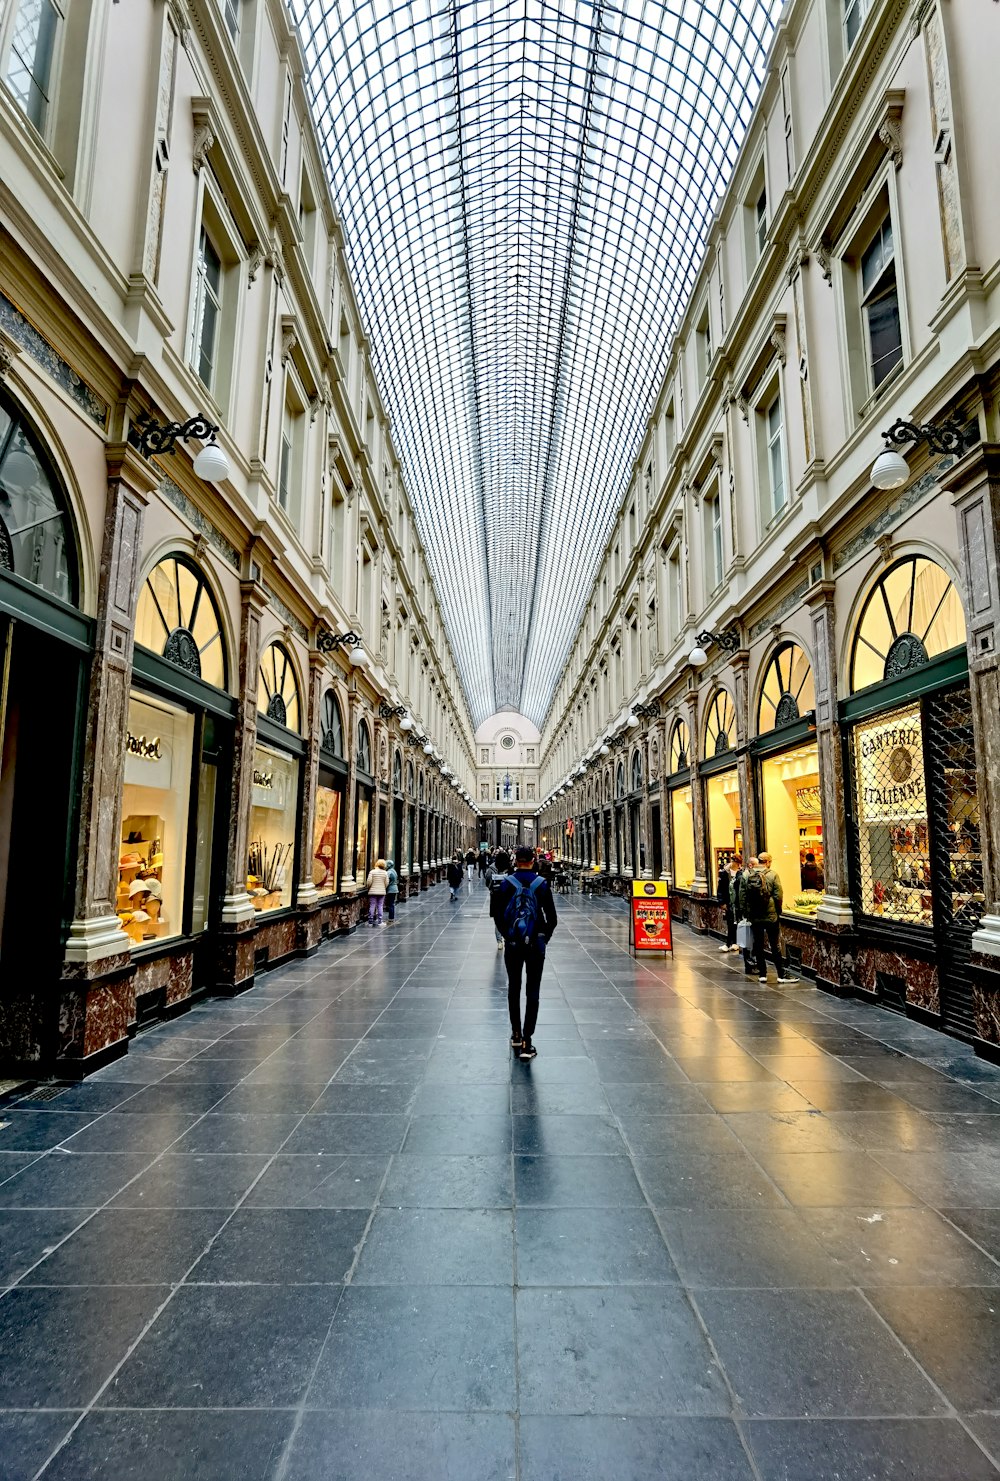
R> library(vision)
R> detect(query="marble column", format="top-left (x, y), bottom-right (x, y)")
top-left (948, 446), bottom-right (1000, 1043)
top-left (685, 688), bottom-right (710, 908)
top-left (808, 579), bottom-right (857, 994)
top-left (55, 444), bottom-right (156, 1067)
top-left (730, 650), bottom-right (758, 862)
top-left (215, 577), bottom-right (268, 993)
top-left (340, 688), bottom-right (359, 896)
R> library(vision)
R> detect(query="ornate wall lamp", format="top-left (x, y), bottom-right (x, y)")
top-left (132, 412), bottom-right (231, 482)
top-left (632, 700), bottom-right (661, 721)
top-left (379, 701), bottom-right (408, 721)
top-left (870, 415), bottom-right (976, 491)
top-left (317, 628), bottom-right (366, 666)
top-left (688, 627), bottom-right (740, 667)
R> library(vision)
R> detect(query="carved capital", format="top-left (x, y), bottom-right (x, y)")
top-left (280, 319), bottom-right (299, 367)
top-left (770, 317), bottom-right (788, 369)
top-left (815, 246), bottom-right (832, 284)
top-left (878, 90), bottom-right (905, 171)
top-left (247, 245), bottom-right (265, 285)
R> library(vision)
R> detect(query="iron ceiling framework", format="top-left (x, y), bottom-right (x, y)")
top-left (294, 0), bottom-right (784, 727)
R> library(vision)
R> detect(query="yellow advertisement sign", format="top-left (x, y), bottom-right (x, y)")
top-left (632, 880), bottom-right (668, 898)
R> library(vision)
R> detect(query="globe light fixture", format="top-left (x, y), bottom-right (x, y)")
top-left (192, 439), bottom-right (231, 483)
top-left (870, 448), bottom-right (910, 490)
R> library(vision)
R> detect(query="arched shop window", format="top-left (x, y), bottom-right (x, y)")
top-left (313, 689), bottom-right (346, 898)
top-left (615, 762), bottom-right (625, 799)
top-left (631, 750), bottom-right (643, 792)
top-left (118, 556), bottom-right (232, 951)
top-left (0, 395), bottom-right (78, 603)
top-left (257, 642), bottom-right (301, 731)
top-left (249, 643), bottom-right (302, 914)
top-left (758, 642), bottom-right (814, 732)
top-left (135, 555), bottom-right (227, 689)
top-left (848, 556), bottom-right (977, 938)
top-left (406, 759), bottom-right (415, 796)
top-left (320, 689), bottom-right (344, 756)
top-left (704, 688), bottom-right (736, 756)
top-left (393, 749), bottom-right (403, 792)
top-left (418, 771), bottom-right (425, 803)
top-left (851, 556), bottom-right (966, 694)
top-left (669, 719), bottom-right (690, 773)
top-left (357, 719), bottom-right (372, 773)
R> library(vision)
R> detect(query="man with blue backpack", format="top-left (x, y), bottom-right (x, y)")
top-left (490, 844), bottom-right (558, 1061)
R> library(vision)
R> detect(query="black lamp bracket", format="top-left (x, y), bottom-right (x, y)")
top-left (632, 700), bottom-right (661, 720)
top-left (134, 412), bottom-right (219, 458)
top-left (317, 628), bottom-right (362, 654)
top-left (379, 701), bottom-right (408, 721)
top-left (881, 416), bottom-right (973, 456)
top-left (696, 627), bottom-right (741, 654)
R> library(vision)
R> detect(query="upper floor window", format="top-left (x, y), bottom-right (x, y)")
top-left (860, 216), bottom-right (902, 392)
top-left (755, 187), bottom-right (768, 258)
top-left (191, 225), bottom-right (223, 391)
top-left (844, 0), bottom-right (870, 51)
top-left (704, 487), bottom-right (723, 593)
top-left (5, 0), bottom-right (59, 132)
top-left (757, 390), bottom-right (787, 529)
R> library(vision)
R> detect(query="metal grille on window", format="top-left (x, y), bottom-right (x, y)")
top-left (850, 702), bottom-right (932, 926)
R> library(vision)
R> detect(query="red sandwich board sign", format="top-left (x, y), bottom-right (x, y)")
top-left (630, 880), bottom-right (672, 956)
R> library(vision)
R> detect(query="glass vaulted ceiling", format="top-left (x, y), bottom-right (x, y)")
top-left (293, 0), bottom-right (785, 727)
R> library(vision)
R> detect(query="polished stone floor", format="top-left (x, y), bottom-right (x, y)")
top-left (2, 883), bottom-right (1000, 1479)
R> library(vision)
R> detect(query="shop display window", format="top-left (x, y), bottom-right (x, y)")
top-left (670, 785), bottom-right (695, 889)
top-left (706, 770), bottom-right (742, 878)
top-left (851, 704), bottom-right (932, 925)
top-left (118, 693), bottom-right (195, 947)
top-left (0, 397), bottom-right (77, 604)
top-left (190, 717), bottom-right (221, 934)
top-left (247, 743), bottom-right (299, 911)
top-left (355, 792), bottom-right (371, 878)
top-left (313, 780), bottom-right (342, 895)
top-left (760, 743), bottom-right (824, 916)
top-left (258, 642), bottom-right (301, 731)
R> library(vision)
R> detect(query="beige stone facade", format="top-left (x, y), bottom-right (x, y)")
top-left (538, 0), bottom-right (1000, 1050)
top-left (0, 0), bottom-right (476, 1071)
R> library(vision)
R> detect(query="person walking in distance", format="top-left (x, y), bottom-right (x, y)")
top-left (447, 854), bottom-right (464, 901)
top-left (486, 848), bottom-right (511, 950)
top-left (384, 859), bottom-right (399, 923)
top-left (465, 847), bottom-right (477, 881)
top-left (365, 858), bottom-right (389, 926)
top-left (716, 854), bottom-right (742, 953)
top-left (739, 850), bottom-right (797, 983)
top-left (491, 843), bottom-right (558, 1060)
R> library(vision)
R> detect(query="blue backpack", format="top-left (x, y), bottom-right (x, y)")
top-left (502, 875), bottom-right (545, 948)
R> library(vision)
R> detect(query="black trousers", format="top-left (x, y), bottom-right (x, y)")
top-left (750, 920), bottom-right (786, 979)
top-left (724, 905), bottom-right (737, 946)
top-left (505, 942), bottom-right (544, 1039)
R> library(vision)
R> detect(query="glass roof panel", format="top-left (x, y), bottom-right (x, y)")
top-left (294, 0), bottom-right (785, 727)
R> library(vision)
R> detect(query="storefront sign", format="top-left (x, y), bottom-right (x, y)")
top-left (855, 710), bottom-right (926, 823)
top-left (125, 731), bottom-right (161, 761)
top-left (630, 879), bottom-right (672, 953)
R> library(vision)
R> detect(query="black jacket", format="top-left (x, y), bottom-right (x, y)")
top-left (490, 868), bottom-right (558, 943)
top-left (447, 861), bottom-right (463, 886)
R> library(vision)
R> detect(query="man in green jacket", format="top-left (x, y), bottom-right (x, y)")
top-left (739, 851), bottom-right (797, 984)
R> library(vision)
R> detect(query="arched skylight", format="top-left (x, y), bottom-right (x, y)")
top-left (294, 0), bottom-right (785, 726)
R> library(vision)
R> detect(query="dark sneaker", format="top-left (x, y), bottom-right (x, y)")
top-left (519, 1038), bottom-right (537, 1061)
top-left (510, 1034), bottom-right (523, 1050)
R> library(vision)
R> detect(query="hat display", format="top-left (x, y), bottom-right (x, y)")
top-left (128, 879), bottom-right (150, 897)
